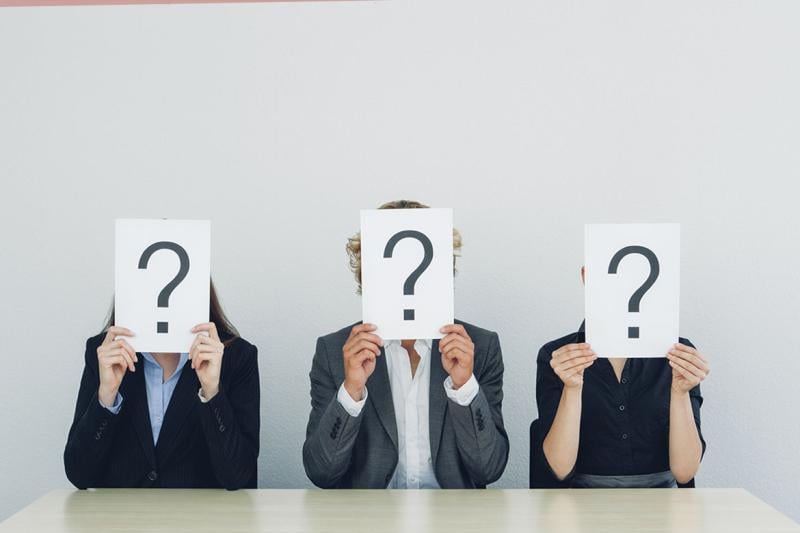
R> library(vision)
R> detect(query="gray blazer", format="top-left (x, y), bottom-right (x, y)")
top-left (302, 320), bottom-right (509, 489)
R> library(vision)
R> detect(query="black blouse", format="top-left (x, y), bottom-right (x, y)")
top-left (535, 324), bottom-right (705, 482)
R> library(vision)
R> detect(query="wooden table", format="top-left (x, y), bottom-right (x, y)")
top-left (0, 488), bottom-right (797, 533)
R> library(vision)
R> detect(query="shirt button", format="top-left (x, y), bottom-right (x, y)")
top-left (622, 433), bottom-right (629, 440)
top-left (619, 405), bottom-right (625, 411)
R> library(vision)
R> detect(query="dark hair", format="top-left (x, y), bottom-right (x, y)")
top-left (104, 280), bottom-right (239, 345)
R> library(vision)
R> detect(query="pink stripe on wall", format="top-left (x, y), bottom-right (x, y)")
top-left (1, 0), bottom-right (353, 5)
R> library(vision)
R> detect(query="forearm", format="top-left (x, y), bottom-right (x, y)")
top-left (668, 390), bottom-right (703, 483)
top-left (448, 389), bottom-right (509, 485)
top-left (64, 390), bottom-right (119, 488)
top-left (542, 386), bottom-right (582, 480)
top-left (302, 396), bottom-right (364, 488)
top-left (200, 389), bottom-right (259, 490)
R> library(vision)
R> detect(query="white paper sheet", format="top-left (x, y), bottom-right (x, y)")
top-left (585, 223), bottom-right (680, 358)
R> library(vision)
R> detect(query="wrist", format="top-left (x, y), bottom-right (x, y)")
top-left (450, 375), bottom-right (469, 390)
top-left (670, 386), bottom-right (690, 397)
top-left (98, 385), bottom-right (118, 407)
top-left (201, 384), bottom-right (219, 401)
top-left (344, 380), bottom-right (365, 401)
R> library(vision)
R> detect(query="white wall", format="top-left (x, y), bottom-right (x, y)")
top-left (1, 0), bottom-right (799, 523)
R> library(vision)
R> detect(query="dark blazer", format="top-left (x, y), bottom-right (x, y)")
top-left (302, 320), bottom-right (509, 489)
top-left (64, 333), bottom-right (260, 490)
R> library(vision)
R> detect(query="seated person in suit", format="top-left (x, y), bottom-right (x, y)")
top-left (303, 200), bottom-right (509, 489)
top-left (64, 281), bottom-right (259, 489)
top-left (535, 267), bottom-right (709, 488)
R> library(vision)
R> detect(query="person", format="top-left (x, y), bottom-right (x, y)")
top-left (534, 267), bottom-right (709, 488)
top-left (64, 282), bottom-right (259, 490)
top-left (302, 200), bottom-right (509, 489)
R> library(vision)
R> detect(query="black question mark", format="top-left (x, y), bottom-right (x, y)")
top-left (137, 241), bottom-right (190, 334)
top-left (607, 245), bottom-right (660, 339)
top-left (383, 230), bottom-right (434, 321)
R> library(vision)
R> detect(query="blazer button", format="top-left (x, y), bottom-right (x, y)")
top-left (94, 432), bottom-right (102, 441)
top-left (147, 470), bottom-right (158, 481)
top-left (219, 424), bottom-right (226, 433)
top-left (330, 431), bottom-right (337, 439)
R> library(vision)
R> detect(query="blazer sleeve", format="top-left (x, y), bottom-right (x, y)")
top-left (447, 331), bottom-right (510, 486)
top-left (302, 336), bottom-right (366, 488)
top-left (198, 341), bottom-right (260, 490)
top-left (64, 336), bottom-right (123, 489)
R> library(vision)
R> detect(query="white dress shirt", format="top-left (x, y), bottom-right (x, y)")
top-left (337, 339), bottom-right (479, 488)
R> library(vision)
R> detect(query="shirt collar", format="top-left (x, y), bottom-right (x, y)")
top-left (385, 338), bottom-right (433, 350)
top-left (141, 352), bottom-right (190, 370)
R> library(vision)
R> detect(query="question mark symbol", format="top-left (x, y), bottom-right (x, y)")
top-left (138, 241), bottom-right (190, 334)
top-left (607, 245), bottom-right (660, 339)
top-left (383, 230), bottom-right (434, 321)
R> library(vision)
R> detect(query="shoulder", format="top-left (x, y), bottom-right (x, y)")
top-left (317, 322), bottom-right (360, 353)
top-left (537, 330), bottom-right (583, 362)
top-left (221, 336), bottom-right (258, 371)
top-left (84, 332), bottom-right (105, 366)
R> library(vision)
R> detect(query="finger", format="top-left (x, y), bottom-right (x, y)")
top-left (189, 334), bottom-right (204, 355)
top-left (441, 345), bottom-right (467, 362)
top-left (196, 335), bottom-right (224, 349)
top-left (562, 361), bottom-right (595, 380)
top-left (347, 340), bottom-right (381, 357)
top-left (672, 344), bottom-right (708, 364)
top-left (442, 339), bottom-right (472, 358)
top-left (100, 354), bottom-right (127, 369)
top-left (351, 332), bottom-right (383, 347)
top-left (104, 326), bottom-right (135, 343)
top-left (194, 344), bottom-right (224, 355)
top-left (553, 347), bottom-right (595, 365)
top-left (669, 361), bottom-right (699, 384)
top-left (668, 356), bottom-right (706, 380)
top-left (439, 332), bottom-right (471, 351)
top-left (668, 350), bottom-right (709, 374)
top-left (556, 355), bottom-right (598, 373)
top-left (552, 343), bottom-right (592, 358)
top-left (439, 324), bottom-right (468, 337)
top-left (192, 322), bottom-right (221, 342)
top-left (350, 349), bottom-right (377, 367)
top-left (117, 339), bottom-right (139, 363)
top-left (349, 323), bottom-right (377, 339)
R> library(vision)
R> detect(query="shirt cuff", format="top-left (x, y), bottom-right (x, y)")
top-left (337, 383), bottom-right (368, 417)
top-left (99, 392), bottom-right (123, 415)
top-left (444, 374), bottom-right (479, 406)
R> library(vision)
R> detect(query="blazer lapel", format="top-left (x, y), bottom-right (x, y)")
top-left (367, 346), bottom-right (398, 450)
top-left (120, 358), bottom-right (156, 468)
top-left (428, 339), bottom-right (447, 466)
top-left (154, 360), bottom-right (199, 462)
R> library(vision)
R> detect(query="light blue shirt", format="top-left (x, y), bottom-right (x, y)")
top-left (102, 352), bottom-right (190, 445)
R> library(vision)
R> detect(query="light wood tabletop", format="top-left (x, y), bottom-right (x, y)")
top-left (0, 488), bottom-right (797, 533)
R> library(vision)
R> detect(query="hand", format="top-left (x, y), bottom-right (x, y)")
top-left (667, 343), bottom-right (709, 394)
top-left (97, 326), bottom-right (137, 407)
top-left (550, 343), bottom-right (597, 388)
top-left (190, 322), bottom-right (225, 400)
top-left (439, 324), bottom-right (475, 389)
top-left (343, 323), bottom-right (382, 401)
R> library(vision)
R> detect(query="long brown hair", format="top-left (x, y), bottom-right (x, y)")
top-left (104, 280), bottom-right (239, 345)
